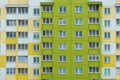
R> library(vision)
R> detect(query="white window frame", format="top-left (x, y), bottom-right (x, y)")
top-left (75, 55), bottom-right (82, 62)
top-left (59, 68), bottom-right (66, 74)
top-left (59, 43), bottom-right (66, 50)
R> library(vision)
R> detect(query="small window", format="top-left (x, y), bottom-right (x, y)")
top-left (75, 68), bottom-right (82, 74)
top-left (75, 18), bottom-right (82, 25)
top-left (59, 68), bottom-right (66, 74)
top-left (75, 56), bottom-right (82, 62)
top-left (33, 69), bottom-right (39, 75)
top-left (59, 56), bottom-right (66, 62)
top-left (34, 20), bottom-right (40, 27)
top-left (116, 6), bottom-right (120, 13)
top-left (75, 31), bottom-right (82, 37)
top-left (59, 31), bottom-right (66, 37)
top-left (34, 8), bottom-right (39, 15)
top-left (104, 20), bottom-right (110, 27)
top-left (104, 8), bottom-right (110, 14)
top-left (59, 18), bottom-right (66, 25)
top-left (75, 6), bottom-right (82, 13)
top-left (33, 57), bottom-right (40, 63)
top-left (104, 44), bottom-right (110, 52)
top-left (33, 32), bottom-right (40, 40)
top-left (34, 44), bottom-right (40, 51)
top-left (59, 43), bottom-right (66, 50)
top-left (116, 19), bottom-right (120, 25)
top-left (104, 56), bottom-right (110, 63)
top-left (104, 32), bottom-right (110, 39)
top-left (75, 43), bottom-right (82, 50)
top-left (104, 68), bottom-right (110, 76)
top-left (59, 6), bottom-right (66, 13)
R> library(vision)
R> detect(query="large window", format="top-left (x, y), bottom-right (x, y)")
top-left (89, 17), bottom-right (99, 24)
top-left (18, 44), bottom-right (28, 50)
top-left (89, 67), bottom-right (99, 73)
top-left (34, 45), bottom-right (40, 51)
top-left (33, 32), bottom-right (40, 40)
top-left (104, 56), bottom-right (110, 63)
top-left (104, 68), bottom-right (110, 76)
top-left (34, 20), bottom-right (40, 27)
top-left (88, 54), bottom-right (99, 61)
top-left (18, 32), bottom-right (28, 38)
top-left (42, 42), bottom-right (53, 49)
top-left (6, 20), bottom-right (16, 26)
top-left (42, 5), bottom-right (53, 12)
top-left (116, 19), bottom-right (120, 25)
top-left (116, 43), bottom-right (120, 50)
top-left (18, 20), bottom-right (28, 26)
top-left (42, 54), bottom-right (52, 61)
top-left (59, 6), bottom-right (66, 13)
top-left (104, 20), bottom-right (110, 27)
top-left (6, 32), bottom-right (16, 38)
top-left (42, 30), bottom-right (53, 36)
top-left (104, 44), bottom-right (110, 52)
top-left (89, 42), bottom-right (99, 48)
top-left (6, 56), bottom-right (16, 62)
top-left (116, 6), bottom-right (120, 13)
top-left (34, 8), bottom-right (40, 15)
top-left (104, 32), bottom-right (110, 39)
top-left (6, 44), bottom-right (16, 50)
top-left (89, 30), bottom-right (99, 36)
top-left (6, 7), bottom-right (16, 14)
top-left (18, 68), bottom-right (28, 74)
top-left (89, 5), bottom-right (99, 11)
top-left (42, 67), bottom-right (53, 73)
top-left (18, 7), bottom-right (28, 14)
top-left (116, 56), bottom-right (120, 62)
top-left (33, 57), bottom-right (40, 63)
top-left (6, 68), bottom-right (16, 74)
top-left (33, 69), bottom-right (39, 75)
top-left (116, 67), bottom-right (120, 74)
top-left (18, 56), bottom-right (28, 62)
top-left (116, 31), bottom-right (120, 37)
top-left (43, 18), bottom-right (53, 24)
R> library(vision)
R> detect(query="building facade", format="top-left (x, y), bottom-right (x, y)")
top-left (0, 0), bottom-right (40, 80)
top-left (40, 0), bottom-right (102, 80)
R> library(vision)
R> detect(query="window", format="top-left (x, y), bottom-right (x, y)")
top-left (34, 20), bottom-right (40, 27)
top-left (6, 56), bottom-right (16, 62)
top-left (18, 7), bottom-right (28, 14)
top-left (42, 54), bottom-right (52, 61)
top-left (59, 18), bottom-right (66, 25)
top-left (116, 31), bottom-right (120, 37)
top-left (116, 6), bottom-right (120, 13)
top-left (116, 43), bottom-right (120, 50)
top-left (104, 68), bottom-right (110, 76)
top-left (75, 6), bottom-right (82, 13)
top-left (33, 57), bottom-right (40, 63)
top-left (89, 67), bottom-right (99, 73)
top-left (34, 45), bottom-right (40, 51)
top-left (75, 31), bottom-right (82, 37)
top-left (6, 20), bottom-right (16, 26)
top-left (18, 68), bottom-right (28, 74)
top-left (42, 18), bottom-right (53, 24)
top-left (6, 44), bottom-right (16, 50)
top-left (104, 56), bottom-right (110, 63)
top-left (89, 17), bottom-right (99, 24)
top-left (104, 32), bottom-right (110, 39)
top-left (6, 68), bottom-right (16, 74)
top-left (59, 56), bottom-right (66, 62)
top-left (75, 56), bottom-right (82, 62)
top-left (59, 6), bottom-right (66, 13)
top-left (42, 42), bottom-right (53, 49)
top-left (89, 30), bottom-right (99, 36)
top-left (18, 32), bottom-right (28, 38)
top-left (104, 8), bottom-right (110, 14)
top-left (59, 31), bottom-right (66, 37)
top-left (75, 43), bottom-right (82, 50)
top-left (104, 20), bottom-right (110, 27)
top-left (89, 79), bottom-right (99, 80)
top-left (89, 42), bottom-right (99, 48)
top-left (33, 32), bottom-right (40, 40)
top-left (116, 56), bottom-right (120, 62)
top-left (34, 8), bottom-right (39, 15)
top-left (6, 32), bottom-right (16, 38)
top-left (18, 44), bottom-right (28, 50)
top-left (18, 56), bottom-right (28, 62)
top-left (42, 67), bottom-right (53, 73)
top-left (75, 18), bottom-right (82, 25)
top-left (116, 67), bottom-right (120, 74)
top-left (116, 19), bottom-right (120, 25)
top-left (18, 20), bottom-right (28, 26)
top-left (6, 7), bottom-right (16, 14)
top-left (89, 54), bottom-right (99, 61)
top-left (89, 5), bottom-right (99, 11)
top-left (42, 5), bottom-right (53, 12)
top-left (59, 68), bottom-right (66, 74)
top-left (59, 43), bottom-right (66, 50)
top-left (42, 30), bottom-right (53, 36)
top-left (75, 68), bottom-right (82, 74)
top-left (33, 69), bottom-right (39, 75)
top-left (104, 44), bottom-right (110, 52)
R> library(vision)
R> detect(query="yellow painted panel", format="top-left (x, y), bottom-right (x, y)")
top-left (17, 63), bottom-right (28, 68)
top-left (28, 68), bottom-right (40, 80)
top-left (0, 7), bottom-right (6, 19)
top-left (6, 50), bottom-right (18, 56)
top-left (116, 38), bottom-right (120, 43)
top-left (28, 43), bottom-right (41, 55)
top-left (0, 56), bottom-right (6, 67)
top-left (17, 75), bottom-right (28, 80)
top-left (0, 32), bottom-right (5, 43)
top-left (101, 55), bottom-right (116, 67)
top-left (116, 0), bottom-right (120, 3)
top-left (116, 50), bottom-right (120, 55)
top-left (102, 6), bottom-right (116, 18)
top-left (116, 74), bottom-right (120, 79)
top-left (5, 38), bottom-right (18, 44)
top-left (102, 30), bottom-right (115, 42)
top-left (17, 27), bottom-right (29, 31)
top-left (6, 75), bottom-right (16, 80)
top-left (8, 0), bottom-right (28, 4)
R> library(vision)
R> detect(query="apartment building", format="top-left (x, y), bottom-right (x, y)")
top-left (40, 0), bottom-right (102, 80)
top-left (0, 0), bottom-right (40, 80)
